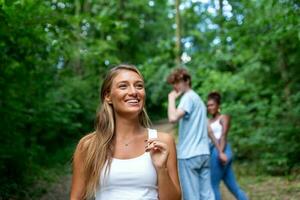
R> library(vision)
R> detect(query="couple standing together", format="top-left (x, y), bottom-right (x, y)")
top-left (70, 64), bottom-right (247, 200)
top-left (167, 68), bottom-right (248, 200)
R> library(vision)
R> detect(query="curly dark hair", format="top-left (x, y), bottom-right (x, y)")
top-left (208, 91), bottom-right (221, 105)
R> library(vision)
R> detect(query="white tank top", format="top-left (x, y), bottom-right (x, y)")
top-left (95, 128), bottom-right (158, 200)
top-left (210, 118), bottom-right (223, 140)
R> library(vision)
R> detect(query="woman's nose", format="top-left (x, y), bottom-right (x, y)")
top-left (128, 85), bottom-right (137, 95)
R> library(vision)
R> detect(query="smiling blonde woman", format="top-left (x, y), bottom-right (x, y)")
top-left (70, 64), bottom-right (181, 200)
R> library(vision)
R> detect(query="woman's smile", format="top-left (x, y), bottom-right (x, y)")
top-left (125, 98), bottom-right (140, 106)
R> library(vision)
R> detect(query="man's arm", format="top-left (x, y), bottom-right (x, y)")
top-left (168, 90), bottom-right (185, 123)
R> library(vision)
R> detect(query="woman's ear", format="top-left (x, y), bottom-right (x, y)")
top-left (105, 93), bottom-right (112, 104)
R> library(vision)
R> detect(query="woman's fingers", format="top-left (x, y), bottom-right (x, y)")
top-left (146, 139), bottom-right (170, 169)
top-left (219, 153), bottom-right (228, 165)
top-left (145, 139), bottom-right (168, 152)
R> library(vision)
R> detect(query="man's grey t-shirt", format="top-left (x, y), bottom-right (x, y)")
top-left (177, 89), bottom-right (210, 159)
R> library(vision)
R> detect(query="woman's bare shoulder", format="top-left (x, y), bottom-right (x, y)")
top-left (220, 114), bottom-right (230, 120)
top-left (157, 131), bottom-right (175, 144)
top-left (220, 114), bottom-right (231, 124)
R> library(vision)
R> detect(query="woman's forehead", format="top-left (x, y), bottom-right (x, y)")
top-left (113, 70), bottom-right (143, 82)
top-left (207, 99), bottom-right (217, 104)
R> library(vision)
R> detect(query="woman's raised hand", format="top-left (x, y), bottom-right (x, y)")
top-left (145, 139), bottom-right (169, 170)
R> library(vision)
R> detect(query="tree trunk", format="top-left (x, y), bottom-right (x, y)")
top-left (74, 0), bottom-right (82, 75)
top-left (218, 0), bottom-right (224, 43)
top-left (218, 0), bottom-right (223, 19)
top-left (278, 44), bottom-right (291, 109)
top-left (75, 0), bottom-right (80, 16)
top-left (83, 0), bottom-right (91, 13)
top-left (117, 0), bottom-right (125, 60)
top-left (175, 0), bottom-right (181, 67)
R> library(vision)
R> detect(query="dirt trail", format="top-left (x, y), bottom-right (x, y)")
top-left (40, 173), bottom-right (71, 200)
top-left (151, 119), bottom-right (176, 135)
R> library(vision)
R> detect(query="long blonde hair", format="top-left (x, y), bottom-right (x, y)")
top-left (74, 64), bottom-right (151, 199)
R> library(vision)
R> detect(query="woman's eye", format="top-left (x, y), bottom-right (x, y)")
top-left (136, 84), bottom-right (144, 89)
top-left (119, 84), bottom-right (127, 89)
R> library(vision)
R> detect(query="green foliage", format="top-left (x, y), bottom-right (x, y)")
top-left (0, 0), bottom-right (299, 198)
top-left (181, 0), bottom-right (300, 174)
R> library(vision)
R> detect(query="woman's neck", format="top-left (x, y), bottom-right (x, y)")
top-left (114, 115), bottom-right (145, 139)
top-left (212, 112), bottom-right (221, 119)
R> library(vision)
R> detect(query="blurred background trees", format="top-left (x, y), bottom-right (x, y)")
top-left (0, 0), bottom-right (299, 198)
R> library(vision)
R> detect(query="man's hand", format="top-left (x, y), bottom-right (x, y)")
top-left (168, 90), bottom-right (182, 100)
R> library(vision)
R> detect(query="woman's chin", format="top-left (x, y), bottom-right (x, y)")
top-left (117, 107), bottom-right (143, 116)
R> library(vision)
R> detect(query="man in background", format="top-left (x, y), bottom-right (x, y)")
top-left (167, 68), bottom-right (214, 200)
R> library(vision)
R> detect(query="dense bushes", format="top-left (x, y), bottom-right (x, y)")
top-left (0, 0), bottom-right (299, 199)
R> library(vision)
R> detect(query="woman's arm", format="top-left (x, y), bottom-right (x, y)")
top-left (219, 115), bottom-right (231, 152)
top-left (70, 140), bottom-right (87, 200)
top-left (147, 133), bottom-right (181, 200)
top-left (207, 125), bottom-right (222, 152)
top-left (208, 120), bottom-right (228, 164)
